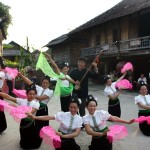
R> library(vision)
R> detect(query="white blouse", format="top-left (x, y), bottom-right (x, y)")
top-left (54, 112), bottom-right (83, 134)
top-left (59, 73), bottom-right (71, 88)
top-left (83, 110), bottom-right (111, 131)
top-left (135, 94), bottom-right (150, 110)
top-left (0, 71), bottom-right (5, 89)
top-left (16, 98), bottom-right (40, 109)
top-left (36, 85), bottom-right (53, 104)
top-left (104, 82), bottom-right (117, 96)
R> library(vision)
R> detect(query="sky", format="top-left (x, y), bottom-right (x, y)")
top-left (1, 0), bottom-right (122, 50)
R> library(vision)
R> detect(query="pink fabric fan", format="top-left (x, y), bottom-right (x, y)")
top-left (134, 116), bottom-right (147, 124)
top-left (115, 79), bottom-right (133, 90)
top-left (147, 116), bottom-right (150, 125)
top-left (0, 100), bottom-right (9, 111)
top-left (5, 67), bottom-right (18, 79)
top-left (40, 126), bottom-right (61, 148)
top-left (13, 89), bottom-right (27, 98)
top-left (134, 116), bottom-right (150, 124)
top-left (107, 125), bottom-right (128, 143)
top-left (10, 106), bottom-right (32, 123)
top-left (121, 62), bottom-right (133, 74)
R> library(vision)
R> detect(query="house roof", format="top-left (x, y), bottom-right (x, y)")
top-left (3, 41), bottom-right (29, 56)
top-left (70, 0), bottom-right (150, 34)
top-left (45, 34), bottom-right (68, 47)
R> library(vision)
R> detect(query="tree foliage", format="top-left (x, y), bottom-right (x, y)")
top-left (0, 2), bottom-right (12, 35)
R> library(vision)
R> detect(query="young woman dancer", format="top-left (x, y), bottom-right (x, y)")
top-left (0, 86), bottom-right (42, 149)
top-left (135, 82), bottom-right (150, 136)
top-left (18, 73), bottom-right (53, 124)
top-left (27, 94), bottom-right (82, 150)
top-left (83, 95), bottom-right (133, 150)
top-left (104, 72), bottom-right (126, 117)
top-left (45, 53), bottom-right (75, 112)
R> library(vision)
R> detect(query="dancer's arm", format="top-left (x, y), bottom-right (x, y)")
top-left (0, 92), bottom-right (17, 103)
top-left (108, 92), bottom-right (120, 100)
top-left (56, 128), bottom-right (81, 138)
top-left (44, 53), bottom-right (60, 75)
top-left (137, 102), bottom-right (150, 110)
top-left (84, 124), bottom-right (109, 137)
top-left (109, 115), bottom-right (134, 124)
top-left (116, 72), bottom-right (127, 82)
top-left (18, 72), bottom-right (32, 85)
top-left (26, 112), bottom-right (55, 120)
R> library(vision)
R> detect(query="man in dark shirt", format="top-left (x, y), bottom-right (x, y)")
top-left (70, 57), bottom-right (98, 117)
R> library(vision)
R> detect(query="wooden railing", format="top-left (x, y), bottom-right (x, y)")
top-left (80, 35), bottom-right (150, 57)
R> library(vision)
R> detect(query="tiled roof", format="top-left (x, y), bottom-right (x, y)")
top-left (70, 0), bottom-right (150, 34)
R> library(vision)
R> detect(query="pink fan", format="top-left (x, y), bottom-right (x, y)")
top-left (0, 100), bottom-right (9, 111)
top-left (107, 125), bottom-right (128, 143)
top-left (10, 106), bottom-right (32, 123)
top-left (40, 126), bottom-right (61, 148)
top-left (115, 79), bottom-right (133, 90)
top-left (13, 89), bottom-right (27, 98)
top-left (147, 116), bottom-right (150, 125)
top-left (5, 67), bottom-right (18, 79)
top-left (134, 116), bottom-right (147, 123)
top-left (134, 116), bottom-right (150, 124)
top-left (121, 62), bottom-right (133, 74)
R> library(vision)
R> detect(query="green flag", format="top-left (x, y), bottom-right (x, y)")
top-left (36, 52), bottom-right (59, 78)
top-left (36, 52), bottom-right (73, 96)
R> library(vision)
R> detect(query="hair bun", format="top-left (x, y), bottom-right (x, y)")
top-left (30, 83), bottom-right (36, 89)
top-left (70, 94), bottom-right (82, 105)
top-left (87, 95), bottom-right (96, 101)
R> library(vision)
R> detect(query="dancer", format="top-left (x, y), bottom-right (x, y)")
top-left (70, 57), bottom-right (98, 117)
top-left (0, 86), bottom-right (42, 149)
top-left (104, 72), bottom-right (126, 117)
top-left (0, 56), bottom-right (7, 134)
top-left (83, 95), bottom-right (133, 150)
top-left (18, 73), bottom-right (53, 124)
top-left (135, 82), bottom-right (150, 136)
top-left (27, 94), bottom-right (83, 150)
top-left (45, 53), bottom-right (75, 112)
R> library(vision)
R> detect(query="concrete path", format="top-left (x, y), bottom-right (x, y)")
top-left (0, 84), bottom-right (149, 150)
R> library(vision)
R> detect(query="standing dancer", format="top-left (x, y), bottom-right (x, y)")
top-left (18, 73), bottom-right (53, 147)
top-left (0, 56), bottom-right (7, 134)
top-left (135, 82), bottom-right (150, 136)
top-left (0, 86), bottom-right (41, 149)
top-left (70, 57), bottom-right (98, 117)
top-left (27, 94), bottom-right (83, 150)
top-left (104, 72), bottom-right (126, 117)
top-left (45, 53), bottom-right (75, 112)
top-left (83, 95), bottom-right (133, 150)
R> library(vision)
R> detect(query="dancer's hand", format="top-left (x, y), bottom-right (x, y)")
top-left (128, 119), bottom-right (135, 124)
top-left (56, 131), bottom-right (63, 137)
top-left (26, 112), bottom-right (35, 119)
top-left (92, 61), bottom-right (97, 68)
top-left (100, 129), bottom-right (110, 137)
top-left (75, 80), bottom-right (80, 85)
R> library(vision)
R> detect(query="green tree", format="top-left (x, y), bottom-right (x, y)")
top-left (0, 2), bottom-right (12, 35)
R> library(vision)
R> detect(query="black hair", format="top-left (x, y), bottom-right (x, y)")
top-left (86, 94), bottom-right (97, 106)
top-left (138, 81), bottom-right (148, 91)
top-left (69, 94), bottom-right (81, 107)
top-left (0, 56), bottom-right (5, 69)
top-left (103, 76), bottom-right (111, 84)
top-left (42, 75), bottom-right (51, 83)
top-left (78, 57), bottom-right (87, 63)
top-left (26, 84), bottom-right (37, 95)
top-left (59, 62), bottom-right (69, 70)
